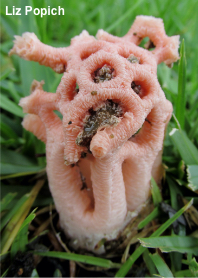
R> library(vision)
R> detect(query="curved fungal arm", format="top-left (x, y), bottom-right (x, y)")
top-left (9, 32), bottom-right (70, 73)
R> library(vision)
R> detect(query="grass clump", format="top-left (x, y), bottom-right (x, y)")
top-left (1, 0), bottom-right (198, 277)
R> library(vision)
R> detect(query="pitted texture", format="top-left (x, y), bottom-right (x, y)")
top-left (10, 16), bottom-right (179, 253)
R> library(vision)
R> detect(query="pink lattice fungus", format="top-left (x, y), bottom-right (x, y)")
top-left (10, 16), bottom-right (179, 253)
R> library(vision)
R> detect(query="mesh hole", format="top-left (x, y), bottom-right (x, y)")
top-left (92, 64), bottom-right (115, 83)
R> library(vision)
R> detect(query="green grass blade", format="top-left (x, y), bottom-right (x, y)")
top-left (167, 176), bottom-right (182, 211)
top-left (105, 0), bottom-right (144, 33)
top-left (0, 169), bottom-right (45, 180)
top-left (176, 39), bottom-right (186, 129)
top-left (0, 252), bottom-right (9, 262)
top-left (175, 269), bottom-right (196, 277)
top-left (53, 269), bottom-right (62, 277)
top-left (0, 194), bottom-right (29, 231)
top-left (169, 128), bottom-right (198, 165)
top-left (1, 122), bottom-right (19, 141)
top-left (31, 269), bottom-right (40, 277)
top-left (0, 193), bottom-right (17, 213)
top-left (138, 207), bottom-right (160, 230)
top-left (11, 209), bottom-right (36, 258)
top-left (139, 236), bottom-right (198, 255)
top-left (185, 197), bottom-right (198, 204)
top-left (33, 251), bottom-right (121, 269)
top-left (151, 177), bottom-right (163, 206)
top-left (149, 252), bottom-right (173, 278)
top-left (189, 117), bottom-right (198, 140)
top-left (0, 13), bottom-right (17, 38)
top-left (1, 148), bottom-right (43, 175)
top-left (1, 268), bottom-right (9, 278)
top-left (167, 176), bottom-right (184, 273)
top-left (115, 199), bottom-right (193, 277)
top-left (188, 257), bottom-right (198, 277)
top-left (143, 249), bottom-right (158, 276)
top-left (1, 162), bottom-right (43, 176)
top-left (151, 199), bottom-right (193, 237)
top-left (186, 165), bottom-right (198, 191)
top-left (0, 114), bottom-right (22, 136)
top-left (0, 68), bottom-right (15, 81)
top-left (0, 94), bottom-right (24, 117)
top-left (0, 180), bottom-right (44, 254)
top-left (6, 81), bottom-right (21, 103)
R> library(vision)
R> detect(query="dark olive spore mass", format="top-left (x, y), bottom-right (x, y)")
top-left (127, 54), bottom-right (140, 64)
top-left (93, 64), bottom-right (115, 83)
top-left (131, 81), bottom-right (141, 94)
top-left (76, 100), bottom-right (123, 147)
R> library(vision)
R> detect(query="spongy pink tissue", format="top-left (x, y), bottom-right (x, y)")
top-left (10, 15), bottom-right (179, 253)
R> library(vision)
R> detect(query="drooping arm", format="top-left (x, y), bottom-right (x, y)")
top-left (9, 32), bottom-right (70, 73)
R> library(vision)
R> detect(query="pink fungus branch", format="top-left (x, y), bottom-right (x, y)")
top-left (10, 15), bottom-right (179, 253)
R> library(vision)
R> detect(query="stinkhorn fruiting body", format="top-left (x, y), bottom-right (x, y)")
top-left (10, 16), bottom-right (179, 253)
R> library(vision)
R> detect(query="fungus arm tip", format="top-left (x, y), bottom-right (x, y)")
top-left (9, 32), bottom-right (68, 73)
